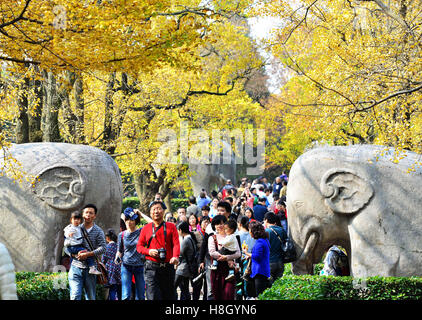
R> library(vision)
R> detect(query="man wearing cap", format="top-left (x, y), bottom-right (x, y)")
top-left (136, 201), bottom-right (180, 300)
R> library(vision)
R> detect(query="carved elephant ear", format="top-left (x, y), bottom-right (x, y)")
top-left (32, 166), bottom-right (86, 211)
top-left (320, 168), bottom-right (374, 215)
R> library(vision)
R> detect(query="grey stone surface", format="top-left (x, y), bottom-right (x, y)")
top-left (0, 143), bottom-right (123, 272)
top-left (287, 145), bottom-right (422, 277)
top-left (0, 243), bottom-right (17, 300)
top-left (189, 140), bottom-right (236, 195)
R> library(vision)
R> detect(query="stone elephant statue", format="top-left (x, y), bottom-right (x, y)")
top-left (189, 140), bottom-right (236, 195)
top-left (287, 145), bottom-right (422, 277)
top-left (0, 243), bottom-right (17, 300)
top-left (0, 143), bottom-right (123, 272)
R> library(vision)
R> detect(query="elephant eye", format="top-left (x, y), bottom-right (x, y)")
top-left (294, 201), bottom-right (304, 209)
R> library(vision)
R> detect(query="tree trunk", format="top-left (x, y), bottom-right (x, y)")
top-left (133, 169), bottom-right (168, 215)
top-left (60, 71), bottom-right (75, 143)
top-left (74, 74), bottom-right (85, 144)
top-left (28, 76), bottom-right (43, 142)
top-left (41, 71), bottom-right (61, 142)
top-left (60, 71), bottom-right (85, 144)
top-left (102, 72), bottom-right (116, 154)
top-left (102, 72), bottom-right (130, 155)
top-left (15, 77), bottom-right (30, 144)
top-left (159, 180), bottom-right (173, 212)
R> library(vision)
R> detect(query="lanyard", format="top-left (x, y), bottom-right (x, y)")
top-left (147, 222), bottom-right (167, 249)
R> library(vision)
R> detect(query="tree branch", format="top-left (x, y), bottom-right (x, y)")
top-left (358, 0), bottom-right (411, 30)
top-left (283, 0), bottom-right (319, 44)
top-left (0, 0), bottom-right (31, 29)
top-left (129, 81), bottom-right (237, 112)
top-left (0, 55), bottom-right (39, 65)
top-left (349, 83), bottom-right (422, 114)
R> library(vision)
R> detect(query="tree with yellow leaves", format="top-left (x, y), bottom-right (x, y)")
top-left (257, 0), bottom-right (422, 168)
top-left (1, 0), bottom-right (268, 213)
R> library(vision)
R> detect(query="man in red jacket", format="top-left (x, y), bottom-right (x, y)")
top-left (137, 201), bottom-right (180, 300)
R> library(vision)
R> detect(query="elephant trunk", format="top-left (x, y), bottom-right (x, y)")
top-left (292, 232), bottom-right (319, 275)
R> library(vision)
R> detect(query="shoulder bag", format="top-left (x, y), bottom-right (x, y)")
top-left (269, 226), bottom-right (297, 263)
top-left (81, 226), bottom-right (108, 285)
top-left (185, 236), bottom-right (199, 277)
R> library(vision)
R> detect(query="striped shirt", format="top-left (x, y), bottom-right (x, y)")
top-left (71, 223), bottom-right (106, 269)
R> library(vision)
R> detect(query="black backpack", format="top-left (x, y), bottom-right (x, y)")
top-left (282, 236), bottom-right (297, 263)
top-left (185, 236), bottom-right (199, 277)
top-left (269, 226), bottom-right (297, 263)
top-left (332, 249), bottom-right (350, 276)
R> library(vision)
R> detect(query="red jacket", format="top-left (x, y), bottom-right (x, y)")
top-left (136, 222), bottom-right (180, 263)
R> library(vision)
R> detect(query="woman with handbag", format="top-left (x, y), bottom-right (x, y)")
top-left (242, 220), bottom-right (271, 299)
top-left (175, 221), bottom-right (198, 300)
top-left (237, 215), bottom-right (256, 299)
top-left (193, 216), bottom-right (211, 300)
top-left (208, 215), bottom-right (241, 300)
top-left (115, 208), bottom-right (145, 300)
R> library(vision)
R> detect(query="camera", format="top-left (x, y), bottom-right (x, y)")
top-left (158, 248), bottom-right (166, 262)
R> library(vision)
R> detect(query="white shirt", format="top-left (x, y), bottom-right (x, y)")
top-left (205, 223), bottom-right (214, 235)
top-left (64, 224), bottom-right (83, 246)
top-left (219, 234), bottom-right (238, 252)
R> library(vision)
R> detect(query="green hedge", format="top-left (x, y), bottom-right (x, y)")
top-left (122, 197), bottom-right (140, 211)
top-left (122, 197), bottom-right (189, 212)
top-left (170, 198), bottom-right (189, 210)
top-left (260, 274), bottom-right (422, 300)
top-left (283, 263), bottom-right (323, 276)
top-left (16, 272), bottom-right (105, 300)
top-left (16, 270), bottom-right (422, 300)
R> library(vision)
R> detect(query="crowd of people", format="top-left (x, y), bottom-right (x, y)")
top-left (62, 173), bottom-right (291, 300)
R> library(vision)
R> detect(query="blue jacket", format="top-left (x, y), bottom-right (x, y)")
top-left (251, 238), bottom-right (271, 278)
top-left (197, 197), bottom-right (211, 209)
top-left (272, 182), bottom-right (283, 196)
top-left (266, 226), bottom-right (287, 263)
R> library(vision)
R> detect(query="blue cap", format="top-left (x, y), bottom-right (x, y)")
top-left (123, 207), bottom-right (139, 221)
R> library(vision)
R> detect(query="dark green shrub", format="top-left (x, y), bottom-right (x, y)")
top-left (259, 275), bottom-right (422, 300)
top-left (122, 197), bottom-right (140, 211)
top-left (171, 198), bottom-right (189, 210)
top-left (122, 197), bottom-right (189, 212)
top-left (16, 272), bottom-right (105, 300)
top-left (283, 263), bottom-right (323, 276)
top-left (314, 263), bottom-right (324, 275)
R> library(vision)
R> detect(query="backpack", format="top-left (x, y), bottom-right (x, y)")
top-left (281, 225), bottom-right (297, 263)
top-left (185, 236), bottom-right (199, 277)
top-left (269, 226), bottom-right (296, 263)
top-left (332, 249), bottom-right (350, 276)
